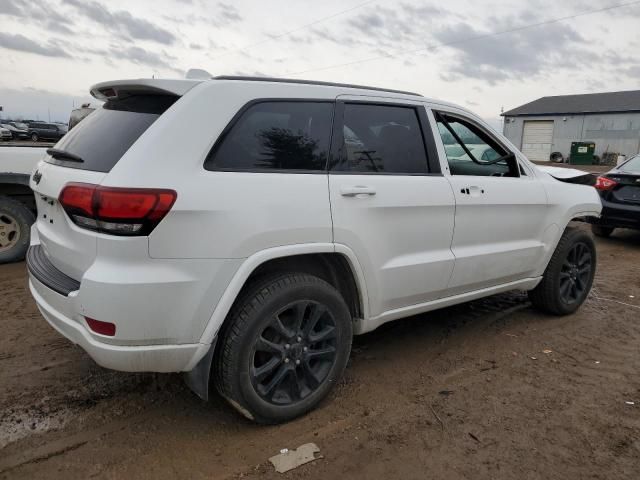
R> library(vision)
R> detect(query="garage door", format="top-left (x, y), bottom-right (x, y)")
top-left (521, 121), bottom-right (554, 162)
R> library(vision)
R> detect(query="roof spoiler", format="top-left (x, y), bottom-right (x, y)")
top-left (90, 79), bottom-right (201, 101)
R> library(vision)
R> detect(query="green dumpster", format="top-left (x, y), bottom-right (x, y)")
top-left (570, 142), bottom-right (596, 165)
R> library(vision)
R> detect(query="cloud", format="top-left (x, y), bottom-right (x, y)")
top-left (1, 0), bottom-right (24, 17)
top-left (1, 0), bottom-right (74, 34)
top-left (108, 45), bottom-right (180, 72)
top-left (574, 0), bottom-right (640, 18)
top-left (0, 32), bottom-right (71, 58)
top-left (344, 3), bottom-right (446, 49)
top-left (218, 2), bottom-right (242, 23)
top-left (284, 2), bottom-right (449, 55)
top-left (623, 65), bottom-right (640, 78)
top-left (162, 2), bottom-right (243, 28)
top-left (64, 0), bottom-right (176, 44)
top-left (431, 12), bottom-right (590, 84)
top-left (47, 20), bottom-right (75, 35)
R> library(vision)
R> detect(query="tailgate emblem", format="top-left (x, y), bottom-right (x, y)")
top-left (32, 170), bottom-right (42, 185)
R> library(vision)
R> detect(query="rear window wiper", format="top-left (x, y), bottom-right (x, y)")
top-left (47, 148), bottom-right (84, 163)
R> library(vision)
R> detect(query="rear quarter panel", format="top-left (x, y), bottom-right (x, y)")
top-left (101, 81), bottom-right (336, 259)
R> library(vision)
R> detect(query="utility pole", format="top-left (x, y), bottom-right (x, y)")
top-left (48, 108), bottom-right (51, 122)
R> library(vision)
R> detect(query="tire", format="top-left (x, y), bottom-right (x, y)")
top-left (591, 225), bottom-right (614, 238)
top-left (215, 273), bottom-right (353, 424)
top-left (528, 227), bottom-right (596, 315)
top-left (0, 196), bottom-right (35, 264)
top-left (550, 152), bottom-right (564, 163)
top-left (31, 133), bottom-right (38, 142)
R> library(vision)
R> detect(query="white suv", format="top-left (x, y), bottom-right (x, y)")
top-left (27, 76), bottom-right (602, 423)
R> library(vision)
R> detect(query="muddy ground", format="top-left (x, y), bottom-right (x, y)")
top-left (1, 224), bottom-right (639, 479)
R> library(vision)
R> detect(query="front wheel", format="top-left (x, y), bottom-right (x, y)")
top-left (30, 132), bottom-right (39, 142)
top-left (529, 227), bottom-right (596, 315)
top-left (215, 273), bottom-right (352, 424)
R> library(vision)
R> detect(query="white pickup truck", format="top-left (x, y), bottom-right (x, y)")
top-left (0, 146), bottom-right (47, 263)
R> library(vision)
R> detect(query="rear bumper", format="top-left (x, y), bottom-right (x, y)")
top-left (29, 275), bottom-right (203, 372)
top-left (590, 198), bottom-right (640, 230)
top-left (26, 234), bottom-right (239, 373)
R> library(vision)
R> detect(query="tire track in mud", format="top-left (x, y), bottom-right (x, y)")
top-left (0, 408), bottom-right (162, 474)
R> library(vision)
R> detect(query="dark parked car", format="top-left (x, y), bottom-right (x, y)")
top-left (1, 123), bottom-right (29, 139)
top-left (28, 122), bottom-right (67, 142)
top-left (591, 154), bottom-right (640, 237)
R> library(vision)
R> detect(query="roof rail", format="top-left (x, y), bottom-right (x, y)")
top-left (212, 75), bottom-right (423, 97)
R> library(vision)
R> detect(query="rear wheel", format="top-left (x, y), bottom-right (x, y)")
top-left (0, 196), bottom-right (35, 264)
top-left (591, 225), bottom-right (614, 238)
top-left (529, 227), bottom-right (596, 315)
top-left (215, 273), bottom-right (352, 424)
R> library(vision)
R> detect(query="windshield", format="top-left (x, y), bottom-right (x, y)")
top-left (13, 122), bottom-right (28, 129)
top-left (620, 155), bottom-right (640, 173)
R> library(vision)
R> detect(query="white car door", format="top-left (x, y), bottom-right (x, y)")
top-left (428, 108), bottom-right (549, 295)
top-left (328, 98), bottom-right (456, 318)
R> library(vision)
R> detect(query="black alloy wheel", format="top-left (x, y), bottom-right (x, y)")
top-left (250, 300), bottom-right (338, 405)
top-left (528, 227), bottom-right (597, 315)
top-left (215, 273), bottom-right (352, 424)
top-left (558, 242), bottom-right (592, 305)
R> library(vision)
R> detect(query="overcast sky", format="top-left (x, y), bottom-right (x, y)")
top-left (0, 0), bottom-right (639, 126)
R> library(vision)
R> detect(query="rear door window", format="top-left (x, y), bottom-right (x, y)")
top-left (331, 103), bottom-right (429, 174)
top-left (46, 94), bottom-right (177, 172)
top-left (205, 101), bottom-right (334, 171)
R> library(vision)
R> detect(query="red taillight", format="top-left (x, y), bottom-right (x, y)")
top-left (85, 317), bottom-right (116, 336)
top-left (595, 176), bottom-right (617, 191)
top-left (59, 183), bottom-right (177, 236)
top-left (59, 183), bottom-right (95, 217)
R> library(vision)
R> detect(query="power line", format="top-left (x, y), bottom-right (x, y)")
top-left (285, 0), bottom-right (640, 77)
top-left (212, 0), bottom-right (379, 60)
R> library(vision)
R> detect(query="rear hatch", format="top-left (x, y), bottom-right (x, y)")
top-left (31, 91), bottom-right (180, 281)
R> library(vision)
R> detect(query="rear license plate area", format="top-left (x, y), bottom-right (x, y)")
top-left (38, 195), bottom-right (59, 225)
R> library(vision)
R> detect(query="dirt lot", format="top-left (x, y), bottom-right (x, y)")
top-left (1, 224), bottom-right (639, 479)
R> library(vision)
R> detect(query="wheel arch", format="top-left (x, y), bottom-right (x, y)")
top-left (198, 244), bottom-right (369, 349)
top-left (184, 243), bottom-right (369, 400)
top-left (533, 211), bottom-right (600, 279)
top-left (0, 174), bottom-right (36, 212)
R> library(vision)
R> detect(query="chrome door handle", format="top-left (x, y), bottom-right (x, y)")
top-left (340, 186), bottom-right (377, 197)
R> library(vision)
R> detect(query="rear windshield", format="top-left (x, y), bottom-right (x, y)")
top-left (620, 155), bottom-right (640, 173)
top-left (46, 94), bottom-right (177, 172)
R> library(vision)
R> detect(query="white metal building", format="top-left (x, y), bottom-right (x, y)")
top-left (502, 90), bottom-right (640, 162)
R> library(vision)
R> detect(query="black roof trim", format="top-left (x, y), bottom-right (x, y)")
top-left (212, 76), bottom-right (423, 97)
